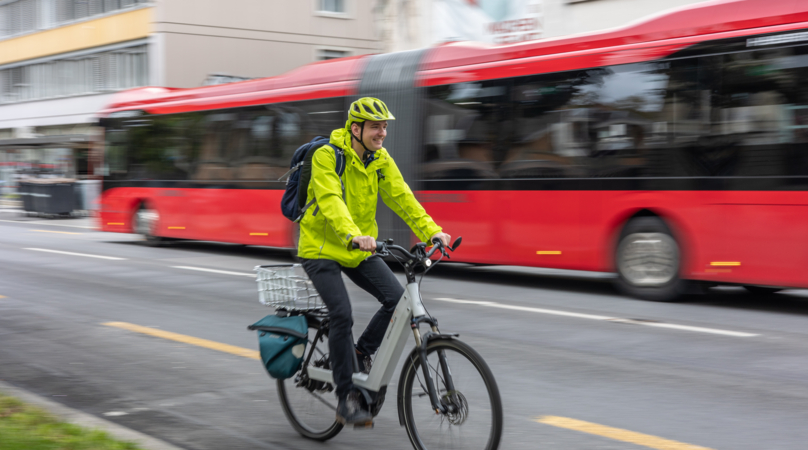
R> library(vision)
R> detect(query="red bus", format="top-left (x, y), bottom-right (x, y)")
top-left (98, 0), bottom-right (808, 301)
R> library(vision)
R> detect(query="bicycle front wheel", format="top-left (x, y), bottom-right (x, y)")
top-left (400, 339), bottom-right (503, 450)
top-left (277, 321), bottom-right (343, 441)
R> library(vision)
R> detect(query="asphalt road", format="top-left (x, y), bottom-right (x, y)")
top-left (2, 210), bottom-right (808, 450)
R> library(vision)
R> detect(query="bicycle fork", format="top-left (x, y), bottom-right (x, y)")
top-left (412, 316), bottom-right (458, 415)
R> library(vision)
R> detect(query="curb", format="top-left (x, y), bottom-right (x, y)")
top-left (0, 380), bottom-right (186, 450)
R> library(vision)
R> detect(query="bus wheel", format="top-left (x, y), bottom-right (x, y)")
top-left (133, 203), bottom-right (163, 247)
top-left (615, 217), bottom-right (686, 302)
top-left (743, 286), bottom-right (782, 295)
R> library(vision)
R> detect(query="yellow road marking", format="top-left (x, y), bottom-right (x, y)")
top-left (535, 416), bottom-right (714, 450)
top-left (536, 251), bottom-right (562, 255)
top-left (710, 262), bottom-right (741, 266)
top-left (250, 232), bottom-right (268, 236)
top-left (31, 229), bottom-right (82, 235)
top-left (103, 322), bottom-right (259, 360)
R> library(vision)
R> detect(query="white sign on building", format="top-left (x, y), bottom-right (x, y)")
top-left (433, 0), bottom-right (543, 45)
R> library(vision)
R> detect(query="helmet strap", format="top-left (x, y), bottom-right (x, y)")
top-left (351, 121), bottom-right (374, 160)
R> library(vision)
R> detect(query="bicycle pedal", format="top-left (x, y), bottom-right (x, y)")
top-left (353, 420), bottom-right (374, 430)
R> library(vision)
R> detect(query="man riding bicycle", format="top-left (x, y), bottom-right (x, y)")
top-left (297, 97), bottom-right (451, 425)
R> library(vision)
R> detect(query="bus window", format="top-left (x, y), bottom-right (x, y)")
top-left (716, 44), bottom-right (808, 181)
top-left (103, 127), bottom-right (128, 179)
top-left (154, 113), bottom-right (201, 180)
top-left (195, 112), bottom-right (236, 181)
top-left (507, 70), bottom-right (598, 178)
top-left (423, 81), bottom-right (510, 179)
top-left (232, 98), bottom-right (344, 183)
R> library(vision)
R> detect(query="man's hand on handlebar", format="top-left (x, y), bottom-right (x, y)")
top-left (430, 232), bottom-right (452, 249)
top-left (351, 235), bottom-right (377, 253)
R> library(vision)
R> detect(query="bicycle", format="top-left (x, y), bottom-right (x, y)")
top-left (256, 237), bottom-right (503, 450)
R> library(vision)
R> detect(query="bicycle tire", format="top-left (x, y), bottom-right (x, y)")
top-left (277, 322), bottom-right (343, 441)
top-left (400, 339), bottom-right (503, 450)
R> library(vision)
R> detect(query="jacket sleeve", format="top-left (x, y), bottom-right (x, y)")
top-left (310, 147), bottom-right (362, 248)
top-left (378, 157), bottom-right (442, 243)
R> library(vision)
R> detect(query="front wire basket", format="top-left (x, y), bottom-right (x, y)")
top-left (254, 264), bottom-right (325, 311)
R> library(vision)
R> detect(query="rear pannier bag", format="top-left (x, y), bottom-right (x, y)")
top-left (248, 315), bottom-right (308, 379)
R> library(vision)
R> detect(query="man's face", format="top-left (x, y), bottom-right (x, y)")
top-left (353, 120), bottom-right (387, 151)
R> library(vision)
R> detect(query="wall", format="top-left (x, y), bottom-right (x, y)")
top-left (155, 0), bottom-right (382, 88)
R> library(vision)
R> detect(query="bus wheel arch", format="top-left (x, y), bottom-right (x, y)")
top-left (131, 200), bottom-right (164, 247)
top-left (613, 211), bottom-right (691, 302)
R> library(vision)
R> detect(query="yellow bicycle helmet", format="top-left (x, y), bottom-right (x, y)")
top-left (345, 97), bottom-right (395, 130)
top-left (346, 97), bottom-right (395, 156)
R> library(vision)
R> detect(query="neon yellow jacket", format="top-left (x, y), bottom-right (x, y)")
top-left (297, 128), bottom-right (442, 267)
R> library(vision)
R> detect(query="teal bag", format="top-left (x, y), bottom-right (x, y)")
top-left (248, 315), bottom-right (308, 379)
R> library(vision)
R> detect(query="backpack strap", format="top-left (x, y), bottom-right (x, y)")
top-left (330, 144), bottom-right (346, 202)
top-left (278, 161), bottom-right (302, 182)
top-left (296, 143), bottom-right (346, 222)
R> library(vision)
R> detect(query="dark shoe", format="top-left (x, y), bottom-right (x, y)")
top-left (336, 391), bottom-right (373, 425)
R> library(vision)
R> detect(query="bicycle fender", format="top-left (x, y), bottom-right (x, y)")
top-left (396, 332), bottom-right (459, 426)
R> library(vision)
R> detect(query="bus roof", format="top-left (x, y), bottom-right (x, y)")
top-left (102, 0), bottom-right (807, 115)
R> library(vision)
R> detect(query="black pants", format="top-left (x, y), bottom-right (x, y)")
top-left (300, 255), bottom-right (404, 400)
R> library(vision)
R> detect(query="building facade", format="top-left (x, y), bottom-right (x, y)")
top-left (0, 0), bottom-right (381, 191)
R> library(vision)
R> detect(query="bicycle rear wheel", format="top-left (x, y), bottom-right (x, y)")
top-left (277, 321), bottom-right (343, 441)
top-left (400, 339), bottom-right (503, 450)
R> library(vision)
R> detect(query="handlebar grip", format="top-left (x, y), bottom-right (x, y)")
top-left (351, 240), bottom-right (384, 252)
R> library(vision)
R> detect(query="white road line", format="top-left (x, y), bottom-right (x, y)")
top-left (433, 297), bottom-right (758, 338)
top-left (172, 266), bottom-right (255, 277)
top-left (0, 219), bottom-right (95, 229)
top-left (24, 248), bottom-right (127, 260)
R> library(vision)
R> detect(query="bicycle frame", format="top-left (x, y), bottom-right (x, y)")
top-left (303, 239), bottom-right (462, 416)
top-left (307, 281), bottom-right (425, 392)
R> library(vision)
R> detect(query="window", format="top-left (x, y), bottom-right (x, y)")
top-left (423, 62), bottom-right (673, 179)
top-left (229, 98), bottom-right (344, 182)
top-left (0, 44), bottom-right (148, 104)
top-left (423, 80), bottom-right (511, 179)
top-left (509, 62), bottom-right (671, 178)
top-left (102, 98), bottom-right (346, 184)
top-left (317, 49), bottom-right (349, 61)
top-left (0, 0), bottom-right (148, 39)
top-left (319, 0), bottom-right (344, 13)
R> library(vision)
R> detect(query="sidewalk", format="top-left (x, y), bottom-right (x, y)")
top-left (0, 380), bottom-right (184, 450)
top-left (0, 208), bottom-right (98, 229)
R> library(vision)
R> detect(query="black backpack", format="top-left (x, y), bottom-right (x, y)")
top-left (279, 136), bottom-right (345, 222)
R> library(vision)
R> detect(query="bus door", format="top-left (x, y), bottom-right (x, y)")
top-left (688, 44), bottom-right (808, 287)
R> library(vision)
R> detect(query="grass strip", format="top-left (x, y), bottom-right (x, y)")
top-left (0, 393), bottom-right (144, 450)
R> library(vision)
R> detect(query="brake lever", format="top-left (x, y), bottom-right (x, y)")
top-left (376, 242), bottom-right (390, 257)
top-left (441, 246), bottom-right (450, 259)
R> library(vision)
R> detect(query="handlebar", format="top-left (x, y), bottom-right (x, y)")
top-left (350, 236), bottom-right (462, 261)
